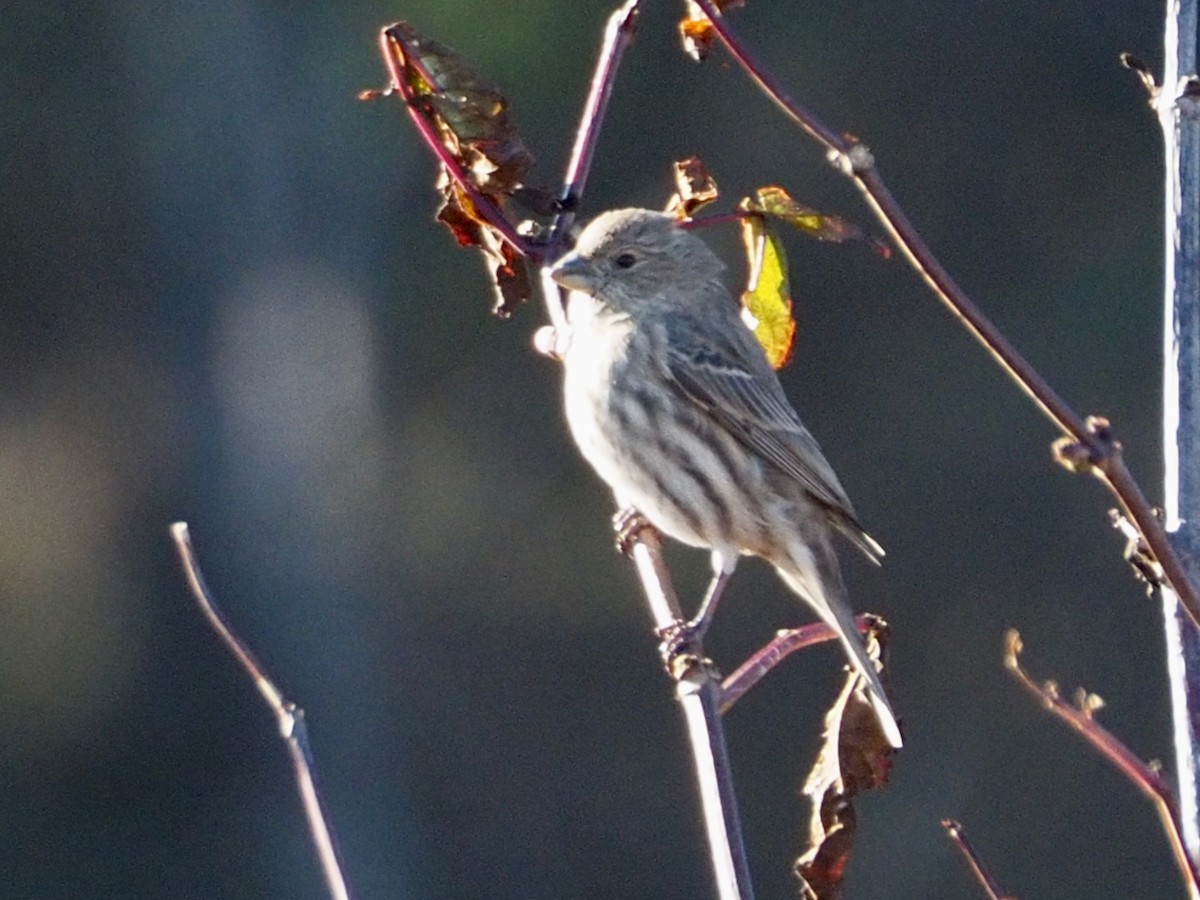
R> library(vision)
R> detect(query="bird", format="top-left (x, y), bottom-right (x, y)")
top-left (548, 207), bottom-right (901, 748)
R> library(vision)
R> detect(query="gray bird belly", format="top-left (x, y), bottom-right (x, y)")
top-left (566, 358), bottom-right (774, 556)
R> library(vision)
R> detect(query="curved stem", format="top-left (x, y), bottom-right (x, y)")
top-left (1007, 630), bottom-right (1200, 896)
top-left (170, 523), bottom-right (352, 900)
top-left (690, 0), bottom-right (1200, 632)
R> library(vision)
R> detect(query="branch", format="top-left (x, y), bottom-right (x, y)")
top-left (614, 512), bottom-right (755, 900)
top-left (941, 819), bottom-right (1013, 900)
top-left (1005, 629), bottom-right (1200, 897)
top-left (551, 0), bottom-right (642, 242)
top-left (538, 0), bottom-right (644, 348)
top-left (689, 0), bottom-right (1200, 632)
top-left (169, 523), bottom-right (353, 900)
top-left (719, 614), bottom-right (880, 714)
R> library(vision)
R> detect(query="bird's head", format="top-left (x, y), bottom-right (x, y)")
top-left (548, 209), bottom-right (725, 315)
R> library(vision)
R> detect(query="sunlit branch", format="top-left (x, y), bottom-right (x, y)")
top-left (170, 523), bottom-right (352, 900)
top-left (1005, 629), bottom-right (1200, 896)
top-left (688, 0), bottom-right (1200, 632)
top-left (941, 819), bottom-right (1013, 900)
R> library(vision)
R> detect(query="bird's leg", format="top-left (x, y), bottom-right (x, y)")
top-left (685, 555), bottom-right (736, 643)
top-left (659, 553), bottom-right (736, 657)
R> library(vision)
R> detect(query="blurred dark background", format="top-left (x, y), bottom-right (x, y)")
top-left (0, 1), bottom-right (1179, 897)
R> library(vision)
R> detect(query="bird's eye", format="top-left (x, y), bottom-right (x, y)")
top-left (613, 251), bottom-right (638, 270)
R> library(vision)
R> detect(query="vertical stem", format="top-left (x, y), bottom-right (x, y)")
top-left (1160, 0), bottom-right (1200, 869)
top-left (625, 532), bottom-right (755, 900)
top-left (554, 0), bottom-right (642, 238)
top-left (678, 672), bottom-right (755, 900)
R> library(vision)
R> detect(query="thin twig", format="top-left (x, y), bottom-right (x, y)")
top-left (941, 819), bottom-right (1012, 900)
top-left (719, 615), bottom-right (877, 714)
top-left (1005, 629), bottom-right (1200, 896)
top-left (538, 0), bottom-right (644, 347)
top-left (540, 14), bottom-right (749, 892)
top-left (689, 0), bottom-right (1200, 632)
top-left (169, 523), bottom-right (352, 900)
top-left (551, 0), bottom-right (643, 243)
top-left (618, 515), bottom-right (755, 900)
top-left (374, 26), bottom-right (538, 261)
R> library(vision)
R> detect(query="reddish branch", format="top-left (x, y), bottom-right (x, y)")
top-left (551, 0), bottom-right (643, 242)
top-left (719, 615), bottom-right (884, 713)
top-left (1005, 630), bottom-right (1200, 893)
top-left (941, 819), bottom-right (1013, 900)
top-left (688, 0), bottom-right (1200, 632)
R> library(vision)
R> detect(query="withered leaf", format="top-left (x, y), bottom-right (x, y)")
top-left (436, 173), bottom-right (531, 318)
top-left (740, 216), bottom-right (796, 370)
top-left (665, 155), bottom-right (720, 219)
top-left (388, 22), bottom-right (534, 196)
top-left (794, 621), bottom-right (896, 900)
top-left (382, 22), bottom-right (541, 315)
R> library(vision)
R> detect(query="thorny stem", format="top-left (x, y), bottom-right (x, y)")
top-left (375, 26), bottom-right (538, 261)
top-left (1005, 630), bottom-right (1200, 896)
top-left (689, 0), bottom-right (1200, 633)
top-left (170, 523), bottom-right (352, 900)
top-left (941, 819), bottom-right (1011, 900)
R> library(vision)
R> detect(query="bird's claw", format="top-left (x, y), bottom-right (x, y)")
top-left (612, 507), bottom-right (656, 557)
top-left (655, 617), bottom-right (713, 677)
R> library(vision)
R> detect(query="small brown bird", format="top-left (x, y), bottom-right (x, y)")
top-left (549, 208), bottom-right (900, 748)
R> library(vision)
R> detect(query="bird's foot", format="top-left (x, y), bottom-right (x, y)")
top-left (612, 507), bottom-right (657, 557)
top-left (655, 616), bottom-right (713, 676)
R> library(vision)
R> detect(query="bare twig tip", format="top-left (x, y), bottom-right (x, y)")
top-left (1002, 628), bottom-right (1022, 668)
top-left (357, 86), bottom-right (394, 101)
top-left (942, 817), bottom-right (1010, 899)
top-left (1120, 52), bottom-right (1160, 98)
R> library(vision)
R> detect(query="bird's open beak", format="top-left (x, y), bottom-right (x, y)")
top-left (547, 252), bottom-right (595, 292)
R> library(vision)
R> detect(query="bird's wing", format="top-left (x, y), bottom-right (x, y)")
top-left (661, 315), bottom-right (884, 562)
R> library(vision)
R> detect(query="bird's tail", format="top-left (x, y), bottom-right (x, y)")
top-left (776, 558), bottom-right (903, 749)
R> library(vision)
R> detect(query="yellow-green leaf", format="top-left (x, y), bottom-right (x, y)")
top-left (740, 216), bottom-right (796, 370)
top-left (742, 185), bottom-right (863, 243)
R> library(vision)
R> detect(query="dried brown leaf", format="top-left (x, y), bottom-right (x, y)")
top-left (389, 22), bottom-right (534, 196)
top-left (664, 155), bottom-right (720, 218)
top-left (436, 174), bottom-right (531, 317)
top-left (794, 624), bottom-right (896, 899)
top-left (381, 23), bottom-right (544, 315)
